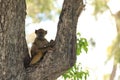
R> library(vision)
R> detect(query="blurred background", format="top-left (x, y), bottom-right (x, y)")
top-left (25, 0), bottom-right (120, 80)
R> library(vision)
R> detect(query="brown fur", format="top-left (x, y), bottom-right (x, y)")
top-left (30, 29), bottom-right (55, 65)
top-left (24, 28), bottom-right (55, 68)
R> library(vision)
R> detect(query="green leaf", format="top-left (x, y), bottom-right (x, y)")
top-left (62, 32), bottom-right (89, 80)
top-left (77, 35), bottom-right (88, 55)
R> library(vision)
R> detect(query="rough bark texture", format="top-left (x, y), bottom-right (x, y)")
top-left (0, 0), bottom-right (27, 80)
top-left (0, 0), bottom-right (85, 80)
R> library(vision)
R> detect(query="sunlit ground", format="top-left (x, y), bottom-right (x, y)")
top-left (25, 0), bottom-right (120, 80)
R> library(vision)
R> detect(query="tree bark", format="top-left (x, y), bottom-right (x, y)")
top-left (0, 0), bottom-right (27, 80)
top-left (0, 0), bottom-right (85, 80)
top-left (109, 11), bottom-right (120, 80)
top-left (110, 64), bottom-right (117, 80)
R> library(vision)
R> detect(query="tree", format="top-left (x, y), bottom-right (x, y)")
top-left (108, 11), bottom-right (120, 80)
top-left (62, 33), bottom-right (89, 80)
top-left (0, 0), bottom-right (85, 80)
top-left (26, 0), bottom-right (59, 21)
top-left (92, 0), bottom-right (120, 80)
top-left (0, 0), bottom-right (26, 79)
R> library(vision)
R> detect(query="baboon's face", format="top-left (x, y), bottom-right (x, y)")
top-left (35, 29), bottom-right (47, 38)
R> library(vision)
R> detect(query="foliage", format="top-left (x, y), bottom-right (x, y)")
top-left (92, 0), bottom-right (120, 64)
top-left (62, 33), bottom-right (89, 80)
top-left (77, 33), bottom-right (88, 55)
top-left (92, 0), bottom-right (108, 17)
top-left (89, 38), bottom-right (96, 47)
top-left (26, 0), bottom-right (60, 22)
top-left (107, 34), bottom-right (120, 63)
top-left (62, 63), bottom-right (89, 80)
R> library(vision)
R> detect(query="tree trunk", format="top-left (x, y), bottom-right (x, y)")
top-left (0, 0), bottom-right (85, 80)
top-left (110, 64), bottom-right (117, 80)
top-left (109, 11), bottom-right (120, 80)
top-left (0, 0), bottom-right (27, 80)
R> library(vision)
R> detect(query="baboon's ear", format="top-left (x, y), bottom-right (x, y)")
top-left (45, 31), bottom-right (47, 34)
top-left (35, 30), bottom-right (37, 34)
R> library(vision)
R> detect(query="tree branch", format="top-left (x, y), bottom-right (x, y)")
top-left (26, 0), bottom-right (85, 80)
